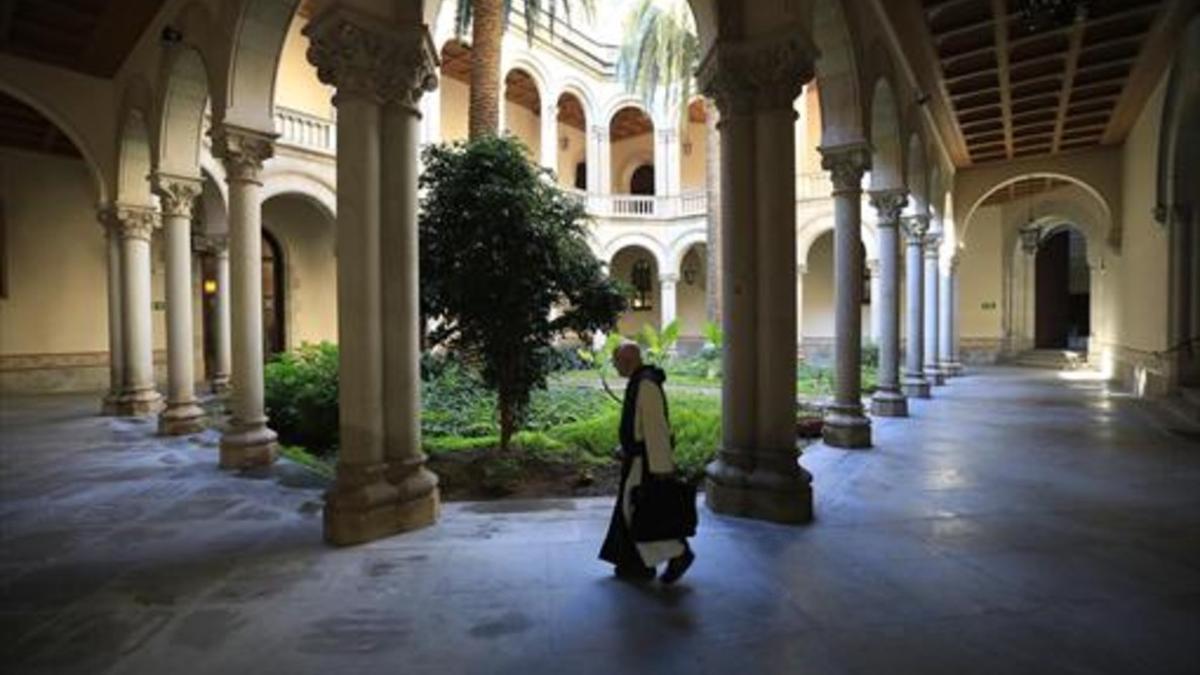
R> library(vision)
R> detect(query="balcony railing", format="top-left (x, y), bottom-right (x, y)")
top-left (578, 190), bottom-right (709, 220)
top-left (274, 107), bottom-right (336, 155)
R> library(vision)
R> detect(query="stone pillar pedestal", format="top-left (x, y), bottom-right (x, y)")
top-left (923, 231), bottom-right (945, 386)
top-left (107, 206), bottom-right (163, 416)
top-left (306, 10), bottom-right (441, 545)
top-left (100, 212), bottom-right (126, 415)
top-left (699, 31), bottom-right (817, 523)
top-left (902, 215), bottom-right (930, 399)
top-left (154, 175), bottom-right (206, 435)
top-left (820, 142), bottom-right (873, 448)
top-left (212, 126), bottom-right (278, 468)
top-left (869, 190), bottom-right (907, 417)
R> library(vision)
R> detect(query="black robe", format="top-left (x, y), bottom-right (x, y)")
top-left (598, 365), bottom-right (668, 569)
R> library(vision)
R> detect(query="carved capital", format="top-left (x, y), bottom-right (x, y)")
top-left (590, 125), bottom-right (609, 142)
top-left (305, 8), bottom-right (438, 111)
top-left (902, 215), bottom-right (930, 244)
top-left (1019, 226), bottom-right (1041, 254)
top-left (699, 27), bottom-right (817, 117)
top-left (659, 273), bottom-right (679, 286)
top-left (657, 128), bottom-right (677, 144)
top-left (868, 189), bottom-right (908, 227)
top-left (192, 233), bottom-right (229, 255)
top-left (102, 205), bottom-right (161, 242)
top-left (923, 231), bottom-right (943, 255)
top-left (819, 142), bottom-right (872, 194)
top-left (151, 174), bottom-right (202, 219)
top-left (211, 125), bottom-right (274, 183)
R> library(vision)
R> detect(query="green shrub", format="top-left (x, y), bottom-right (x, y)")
top-left (263, 342), bottom-right (339, 456)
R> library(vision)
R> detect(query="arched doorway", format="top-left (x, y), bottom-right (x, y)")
top-left (503, 68), bottom-right (542, 158)
top-left (609, 106), bottom-right (654, 194)
top-left (557, 91), bottom-right (588, 190)
top-left (262, 230), bottom-right (286, 358)
top-left (610, 245), bottom-right (660, 337)
top-left (1035, 226), bottom-right (1090, 351)
top-left (630, 164), bottom-right (655, 195)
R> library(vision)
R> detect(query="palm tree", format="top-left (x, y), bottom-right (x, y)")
top-left (616, 0), bottom-right (723, 321)
top-left (455, 0), bottom-right (594, 139)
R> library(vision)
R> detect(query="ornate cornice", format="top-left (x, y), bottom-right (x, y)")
top-left (305, 8), bottom-right (438, 112)
top-left (698, 27), bottom-right (818, 117)
top-left (902, 214), bottom-right (930, 244)
top-left (819, 142), bottom-right (872, 195)
top-left (210, 125), bottom-right (274, 184)
top-left (102, 204), bottom-right (161, 242)
top-left (868, 189), bottom-right (908, 227)
top-left (151, 174), bottom-right (202, 219)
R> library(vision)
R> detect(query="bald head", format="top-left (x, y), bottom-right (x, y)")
top-left (612, 342), bottom-right (643, 377)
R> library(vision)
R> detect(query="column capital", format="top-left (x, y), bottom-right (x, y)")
top-left (868, 189), bottom-right (908, 226)
top-left (902, 214), bottom-right (930, 243)
top-left (867, 259), bottom-right (881, 275)
top-left (590, 125), bottom-right (609, 142)
top-left (698, 27), bottom-right (817, 117)
top-left (1154, 201), bottom-right (1193, 229)
top-left (797, 263), bottom-right (808, 276)
top-left (211, 124), bottom-right (275, 183)
top-left (659, 272), bottom-right (679, 285)
top-left (151, 174), bottom-right (202, 219)
top-left (192, 233), bottom-right (229, 255)
top-left (101, 204), bottom-right (161, 242)
top-left (923, 231), bottom-right (943, 256)
top-left (819, 142), bottom-right (872, 195)
top-left (657, 127), bottom-right (678, 143)
top-left (306, 9), bottom-right (438, 111)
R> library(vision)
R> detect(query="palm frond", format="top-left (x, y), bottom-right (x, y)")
top-left (455, 0), bottom-right (596, 44)
top-left (616, 0), bottom-right (699, 120)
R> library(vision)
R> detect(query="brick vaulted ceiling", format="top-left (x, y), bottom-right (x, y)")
top-left (893, 0), bottom-right (1194, 168)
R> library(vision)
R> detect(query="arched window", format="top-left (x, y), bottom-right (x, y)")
top-left (630, 258), bottom-right (653, 311)
top-left (630, 164), bottom-right (655, 195)
top-left (574, 162), bottom-right (587, 190)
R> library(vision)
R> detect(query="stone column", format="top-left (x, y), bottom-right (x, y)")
top-left (820, 142), bottom-right (873, 448)
top-left (153, 175), bottom-right (206, 434)
top-left (1019, 226), bottom-right (1040, 352)
top-left (923, 231), bottom-right (944, 386)
top-left (307, 10), bottom-right (441, 544)
top-left (700, 30), bottom-right (816, 523)
top-left (210, 236), bottom-right (232, 393)
top-left (419, 79), bottom-right (441, 146)
top-left (869, 189), bottom-right (907, 417)
top-left (591, 125), bottom-right (610, 194)
top-left (100, 211), bottom-right (125, 414)
top-left (902, 215), bottom-right (930, 398)
top-left (107, 206), bottom-right (163, 415)
top-left (211, 125), bottom-right (278, 468)
top-left (867, 259), bottom-right (882, 345)
top-left (540, 102), bottom-right (558, 172)
top-left (940, 254), bottom-right (962, 376)
top-left (951, 257), bottom-right (963, 373)
top-left (655, 127), bottom-right (681, 199)
top-left (657, 271), bottom-right (676, 326)
top-left (796, 263), bottom-right (807, 353)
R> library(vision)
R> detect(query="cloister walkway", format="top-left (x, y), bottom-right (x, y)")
top-left (1, 367), bottom-right (1198, 674)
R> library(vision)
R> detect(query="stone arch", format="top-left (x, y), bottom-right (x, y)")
top-left (905, 132), bottom-right (929, 214)
top-left (866, 76), bottom-right (903, 191)
top-left (260, 173), bottom-right (337, 222)
top-left (601, 95), bottom-right (655, 131)
top-left (116, 110), bottom-right (155, 207)
top-left (961, 173), bottom-right (1113, 246)
top-left (156, 46), bottom-right (211, 177)
top-left (806, 0), bottom-right (864, 146)
top-left (667, 228), bottom-right (709, 273)
top-left (0, 82), bottom-right (109, 203)
top-left (221, 0), bottom-right (301, 133)
top-left (602, 233), bottom-right (668, 272)
top-left (502, 52), bottom-right (553, 105)
top-left (556, 77), bottom-right (600, 127)
top-left (797, 211), bottom-right (879, 265)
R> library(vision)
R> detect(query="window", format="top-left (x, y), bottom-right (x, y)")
top-left (630, 258), bottom-right (653, 311)
top-left (630, 164), bottom-right (655, 195)
top-left (574, 162), bottom-right (587, 190)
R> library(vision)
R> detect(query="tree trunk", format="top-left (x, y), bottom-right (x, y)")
top-left (704, 98), bottom-right (722, 323)
top-left (469, 0), bottom-right (503, 139)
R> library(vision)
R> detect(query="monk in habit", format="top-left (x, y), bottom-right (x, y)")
top-left (599, 342), bottom-right (695, 583)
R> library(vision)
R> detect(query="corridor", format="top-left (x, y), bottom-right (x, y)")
top-left (1, 367), bottom-right (1198, 674)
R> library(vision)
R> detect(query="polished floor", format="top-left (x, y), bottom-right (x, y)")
top-left (1, 367), bottom-right (1198, 674)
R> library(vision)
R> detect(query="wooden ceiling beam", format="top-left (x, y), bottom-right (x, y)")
top-left (990, 0), bottom-right (1014, 160)
top-left (1051, 14), bottom-right (1086, 154)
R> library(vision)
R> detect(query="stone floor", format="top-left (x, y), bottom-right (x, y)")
top-left (2, 367), bottom-right (1199, 675)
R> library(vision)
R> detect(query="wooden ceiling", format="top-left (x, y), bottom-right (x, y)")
top-left (0, 0), bottom-right (166, 78)
top-left (0, 91), bottom-right (81, 158)
top-left (978, 175), bottom-right (1069, 207)
top-left (914, 0), bottom-right (1185, 166)
top-left (610, 106), bottom-right (652, 141)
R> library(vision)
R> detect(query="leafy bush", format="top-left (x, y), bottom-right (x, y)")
top-left (263, 342), bottom-right (340, 456)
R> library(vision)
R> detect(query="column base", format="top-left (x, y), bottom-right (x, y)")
top-left (219, 425), bottom-right (278, 469)
top-left (902, 373), bottom-right (930, 398)
top-left (925, 367), bottom-right (946, 386)
top-left (704, 454), bottom-right (813, 524)
top-left (870, 389), bottom-right (908, 417)
top-left (209, 376), bottom-right (231, 396)
top-left (101, 390), bottom-right (125, 416)
top-left (111, 389), bottom-right (163, 416)
top-left (158, 402), bottom-right (207, 435)
top-left (822, 407), bottom-right (872, 448)
top-left (942, 361), bottom-right (964, 377)
top-left (324, 465), bottom-right (441, 546)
